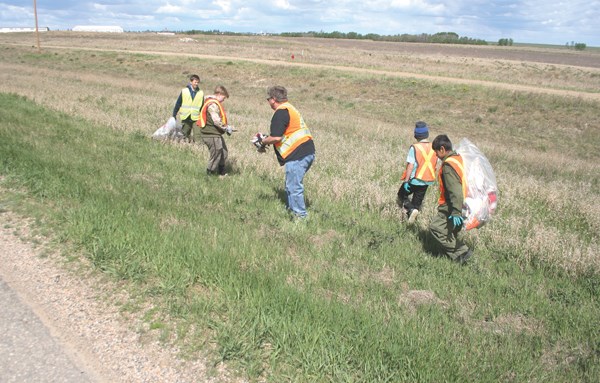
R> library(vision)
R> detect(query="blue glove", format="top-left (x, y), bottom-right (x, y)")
top-left (449, 215), bottom-right (463, 228)
top-left (403, 182), bottom-right (411, 192)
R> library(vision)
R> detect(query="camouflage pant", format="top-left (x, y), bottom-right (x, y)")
top-left (202, 135), bottom-right (228, 174)
top-left (429, 211), bottom-right (469, 261)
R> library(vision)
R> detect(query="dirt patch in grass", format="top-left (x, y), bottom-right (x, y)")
top-left (479, 313), bottom-right (543, 335)
top-left (398, 290), bottom-right (448, 313)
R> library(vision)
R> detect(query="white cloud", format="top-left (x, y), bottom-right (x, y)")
top-left (156, 2), bottom-right (184, 14)
top-left (214, 0), bottom-right (232, 13)
top-left (0, 3), bottom-right (32, 20)
top-left (92, 3), bottom-right (108, 11)
top-left (389, 0), bottom-right (444, 13)
top-left (271, 0), bottom-right (294, 10)
top-left (0, 0), bottom-right (598, 45)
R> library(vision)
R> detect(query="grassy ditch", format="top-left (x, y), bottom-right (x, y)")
top-left (1, 34), bottom-right (600, 381)
top-left (1, 90), bottom-right (599, 381)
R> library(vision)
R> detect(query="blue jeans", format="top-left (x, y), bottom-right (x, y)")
top-left (284, 154), bottom-right (315, 217)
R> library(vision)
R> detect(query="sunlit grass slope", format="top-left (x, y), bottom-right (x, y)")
top-left (1, 89), bottom-right (599, 382)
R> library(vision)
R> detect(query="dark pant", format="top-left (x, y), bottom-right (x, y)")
top-left (202, 135), bottom-right (228, 174)
top-left (429, 211), bottom-right (469, 260)
top-left (397, 183), bottom-right (429, 212)
top-left (181, 118), bottom-right (196, 142)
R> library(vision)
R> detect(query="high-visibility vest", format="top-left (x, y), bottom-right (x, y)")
top-left (180, 88), bottom-right (204, 121)
top-left (437, 154), bottom-right (467, 205)
top-left (197, 98), bottom-right (227, 128)
top-left (402, 142), bottom-right (437, 182)
top-left (274, 102), bottom-right (313, 159)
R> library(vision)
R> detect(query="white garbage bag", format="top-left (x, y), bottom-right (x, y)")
top-left (456, 138), bottom-right (498, 230)
top-left (152, 117), bottom-right (183, 140)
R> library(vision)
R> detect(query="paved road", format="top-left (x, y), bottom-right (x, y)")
top-left (0, 276), bottom-right (94, 383)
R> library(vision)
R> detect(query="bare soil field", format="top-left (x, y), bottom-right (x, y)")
top-left (282, 36), bottom-right (600, 68)
top-left (2, 32), bottom-right (599, 98)
top-left (3, 32), bottom-right (598, 67)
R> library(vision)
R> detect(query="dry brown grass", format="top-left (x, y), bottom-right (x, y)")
top-left (398, 290), bottom-right (448, 314)
top-left (1, 32), bottom-right (599, 275)
top-left (2, 32), bottom-right (600, 94)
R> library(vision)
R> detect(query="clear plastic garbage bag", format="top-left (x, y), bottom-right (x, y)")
top-left (456, 138), bottom-right (498, 230)
top-left (152, 117), bottom-right (184, 141)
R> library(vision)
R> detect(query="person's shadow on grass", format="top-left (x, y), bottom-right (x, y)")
top-left (406, 223), bottom-right (443, 258)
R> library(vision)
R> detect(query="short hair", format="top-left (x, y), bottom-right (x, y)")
top-left (267, 86), bottom-right (288, 102)
top-left (214, 85), bottom-right (229, 98)
top-left (189, 74), bottom-right (200, 82)
top-left (432, 134), bottom-right (453, 151)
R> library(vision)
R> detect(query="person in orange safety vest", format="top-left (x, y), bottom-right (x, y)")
top-left (429, 134), bottom-right (472, 265)
top-left (260, 86), bottom-right (315, 219)
top-left (397, 121), bottom-right (438, 224)
top-left (198, 85), bottom-right (232, 176)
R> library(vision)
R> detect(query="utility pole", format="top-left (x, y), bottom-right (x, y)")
top-left (33, 0), bottom-right (41, 52)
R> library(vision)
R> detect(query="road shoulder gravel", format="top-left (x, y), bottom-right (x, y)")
top-left (0, 212), bottom-right (221, 383)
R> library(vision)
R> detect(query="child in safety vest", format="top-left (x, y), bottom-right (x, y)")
top-left (172, 74), bottom-right (204, 143)
top-left (199, 85), bottom-right (232, 176)
top-left (429, 134), bottom-right (472, 265)
top-left (397, 121), bottom-right (438, 224)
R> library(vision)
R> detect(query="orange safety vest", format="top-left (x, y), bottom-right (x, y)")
top-left (197, 98), bottom-right (227, 127)
top-left (437, 154), bottom-right (467, 205)
top-left (180, 88), bottom-right (204, 121)
top-left (274, 102), bottom-right (312, 159)
top-left (402, 142), bottom-right (437, 182)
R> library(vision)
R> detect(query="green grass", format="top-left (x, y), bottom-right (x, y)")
top-left (2, 91), bottom-right (600, 382)
top-left (1, 33), bottom-right (600, 382)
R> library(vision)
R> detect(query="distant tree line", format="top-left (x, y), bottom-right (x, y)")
top-left (182, 29), bottom-right (489, 45)
top-left (280, 31), bottom-right (489, 45)
top-left (497, 38), bottom-right (513, 46)
top-left (183, 29), bottom-right (243, 35)
top-left (566, 41), bottom-right (587, 51)
top-left (172, 29), bottom-right (591, 50)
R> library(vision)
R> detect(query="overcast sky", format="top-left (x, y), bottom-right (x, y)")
top-left (2, 0), bottom-right (599, 46)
